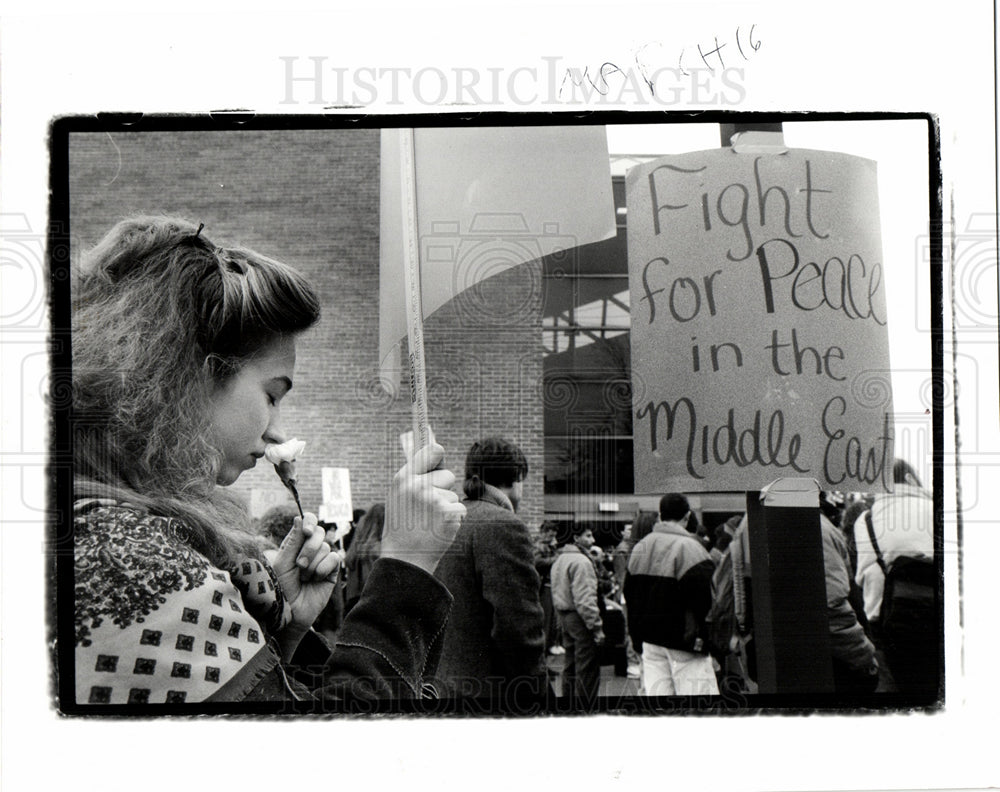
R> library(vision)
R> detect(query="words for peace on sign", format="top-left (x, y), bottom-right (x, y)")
top-left (687, 328), bottom-right (846, 382)
top-left (636, 396), bottom-right (894, 488)
top-left (640, 156), bottom-right (885, 325)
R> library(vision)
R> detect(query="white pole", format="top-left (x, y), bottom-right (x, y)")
top-left (398, 128), bottom-right (431, 451)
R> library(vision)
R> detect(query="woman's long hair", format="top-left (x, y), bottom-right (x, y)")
top-left (344, 503), bottom-right (386, 570)
top-left (72, 216), bottom-right (320, 568)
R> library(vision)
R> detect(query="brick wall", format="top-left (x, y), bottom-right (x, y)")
top-left (68, 128), bottom-right (544, 530)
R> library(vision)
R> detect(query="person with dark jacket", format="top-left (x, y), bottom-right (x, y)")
top-left (433, 438), bottom-right (547, 703)
top-left (707, 507), bottom-right (879, 695)
top-left (624, 493), bottom-right (719, 695)
top-left (533, 521), bottom-right (563, 655)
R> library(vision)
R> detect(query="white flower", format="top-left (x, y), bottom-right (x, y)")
top-left (264, 438), bottom-right (306, 465)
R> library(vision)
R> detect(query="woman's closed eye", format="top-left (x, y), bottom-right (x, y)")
top-left (265, 377), bottom-right (293, 408)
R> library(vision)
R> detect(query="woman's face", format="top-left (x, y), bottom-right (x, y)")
top-left (207, 335), bottom-right (297, 485)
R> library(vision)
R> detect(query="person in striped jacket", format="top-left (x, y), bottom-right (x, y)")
top-left (624, 493), bottom-right (719, 696)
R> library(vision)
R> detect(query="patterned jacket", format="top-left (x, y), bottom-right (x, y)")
top-left (73, 498), bottom-right (452, 708)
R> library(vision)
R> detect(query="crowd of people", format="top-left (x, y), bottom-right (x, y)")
top-left (252, 457), bottom-right (937, 706)
top-left (523, 472), bottom-right (937, 702)
top-left (69, 215), bottom-right (938, 712)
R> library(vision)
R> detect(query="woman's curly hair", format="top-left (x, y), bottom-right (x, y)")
top-left (72, 216), bottom-right (320, 568)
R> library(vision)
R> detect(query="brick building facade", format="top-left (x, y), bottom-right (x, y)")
top-left (68, 129), bottom-right (546, 529)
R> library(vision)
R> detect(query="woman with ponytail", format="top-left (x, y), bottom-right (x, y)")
top-left (72, 216), bottom-right (465, 707)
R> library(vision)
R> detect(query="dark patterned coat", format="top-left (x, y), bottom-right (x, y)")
top-left (431, 488), bottom-right (547, 699)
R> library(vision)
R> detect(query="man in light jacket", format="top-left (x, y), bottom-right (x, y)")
top-left (550, 525), bottom-right (605, 705)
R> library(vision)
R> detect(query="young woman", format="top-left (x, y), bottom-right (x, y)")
top-left (71, 216), bottom-right (464, 707)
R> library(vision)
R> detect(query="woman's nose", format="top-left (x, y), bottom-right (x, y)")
top-left (263, 422), bottom-right (287, 446)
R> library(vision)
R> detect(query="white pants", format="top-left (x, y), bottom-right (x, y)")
top-left (640, 642), bottom-right (719, 696)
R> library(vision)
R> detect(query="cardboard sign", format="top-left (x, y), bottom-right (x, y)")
top-left (627, 148), bottom-right (894, 494)
top-left (320, 467), bottom-right (353, 527)
top-left (379, 125), bottom-right (617, 385)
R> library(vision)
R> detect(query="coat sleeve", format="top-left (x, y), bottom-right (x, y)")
top-left (822, 522), bottom-right (877, 674)
top-left (473, 515), bottom-right (546, 679)
top-left (311, 558), bottom-right (454, 702)
top-left (569, 557), bottom-right (603, 632)
top-left (220, 559), bottom-right (454, 706)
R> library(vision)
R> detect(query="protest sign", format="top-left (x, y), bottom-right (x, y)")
top-left (627, 147), bottom-right (894, 493)
top-left (379, 125), bottom-right (617, 386)
top-left (319, 467), bottom-right (354, 527)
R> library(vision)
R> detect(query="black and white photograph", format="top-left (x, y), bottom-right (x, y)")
top-left (2, 3), bottom-right (997, 791)
top-left (52, 115), bottom-right (940, 715)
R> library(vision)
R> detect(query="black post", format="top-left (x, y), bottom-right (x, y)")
top-left (721, 122), bottom-right (834, 694)
top-left (745, 481), bottom-right (834, 694)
